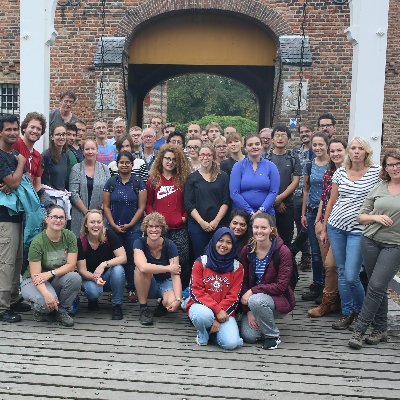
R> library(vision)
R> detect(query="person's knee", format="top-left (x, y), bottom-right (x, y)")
top-left (219, 336), bottom-right (243, 350)
top-left (249, 293), bottom-right (274, 312)
top-left (190, 305), bottom-right (214, 326)
top-left (110, 265), bottom-right (125, 282)
top-left (64, 272), bottom-right (82, 290)
top-left (240, 324), bottom-right (258, 344)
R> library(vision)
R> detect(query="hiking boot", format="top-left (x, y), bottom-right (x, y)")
top-left (153, 301), bottom-right (168, 317)
top-left (365, 330), bottom-right (388, 345)
top-left (127, 290), bottom-right (138, 303)
top-left (332, 313), bottom-right (355, 330)
top-left (33, 311), bottom-right (48, 322)
top-left (308, 293), bottom-right (340, 318)
top-left (301, 283), bottom-right (323, 301)
top-left (348, 313), bottom-right (359, 331)
top-left (10, 298), bottom-right (31, 313)
top-left (139, 307), bottom-right (153, 326)
top-left (88, 300), bottom-right (99, 311)
top-left (56, 311), bottom-right (74, 327)
top-left (112, 304), bottom-right (123, 320)
top-left (348, 330), bottom-right (364, 350)
top-left (0, 309), bottom-right (21, 323)
top-left (262, 336), bottom-right (281, 350)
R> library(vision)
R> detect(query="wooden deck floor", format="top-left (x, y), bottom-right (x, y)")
top-left (0, 273), bottom-right (399, 400)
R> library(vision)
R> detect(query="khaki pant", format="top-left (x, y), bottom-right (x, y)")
top-left (0, 222), bottom-right (23, 312)
top-left (315, 221), bottom-right (338, 295)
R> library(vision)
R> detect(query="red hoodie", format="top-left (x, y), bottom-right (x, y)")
top-left (146, 175), bottom-right (187, 229)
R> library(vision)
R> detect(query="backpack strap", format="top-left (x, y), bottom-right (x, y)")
top-left (108, 175), bottom-right (118, 193)
top-left (200, 255), bottom-right (207, 266)
top-left (80, 235), bottom-right (88, 253)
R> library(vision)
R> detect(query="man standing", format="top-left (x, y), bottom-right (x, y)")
top-left (0, 115), bottom-right (27, 322)
top-left (141, 127), bottom-right (158, 170)
top-left (94, 120), bottom-right (115, 165)
top-left (163, 123), bottom-right (176, 138)
top-left (108, 117), bottom-right (127, 145)
top-left (259, 127), bottom-right (273, 156)
top-left (187, 124), bottom-right (201, 140)
top-left (75, 119), bottom-right (87, 146)
top-left (223, 126), bottom-right (237, 136)
top-left (220, 132), bottom-right (244, 177)
top-left (206, 122), bottom-right (222, 142)
top-left (13, 112), bottom-right (46, 192)
top-left (49, 91), bottom-right (79, 131)
top-left (266, 125), bottom-right (301, 247)
top-left (65, 122), bottom-right (83, 163)
top-left (150, 115), bottom-right (165, 150)
top-left (129, 126), bottom-right (144, 159)
top-left (318, 113), bottom-right (336, 138)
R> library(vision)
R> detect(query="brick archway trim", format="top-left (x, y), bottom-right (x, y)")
top-left (117, 0), bottom-right (293, 48)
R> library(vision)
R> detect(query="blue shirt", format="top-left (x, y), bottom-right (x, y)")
top-left (96, 143), bottom-right (116, 165)
top-left (103, 174), bottom-right (146, 225)
top-left (304, 160), bottom-right (328, 208)
top-left (230, 158), bottom-right (280, 216)
top-left (154, 137), bottom-right (166, 151)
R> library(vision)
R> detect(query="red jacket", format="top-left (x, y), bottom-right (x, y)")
top-left (146, 175), bottom-right (187, 229)
top-left (186, 256), bottom-right (244, 316)
top-left (239, 236), bottom-right (295, 314)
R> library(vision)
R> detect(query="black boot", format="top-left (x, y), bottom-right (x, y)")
top-left (301, 283), bottom-right (323, 301)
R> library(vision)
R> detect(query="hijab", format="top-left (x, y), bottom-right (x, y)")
top-left (205, 227), bottom-right (237, 274)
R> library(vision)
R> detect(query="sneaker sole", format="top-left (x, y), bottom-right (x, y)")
top-left (262, 339), bottom-right (281, 350)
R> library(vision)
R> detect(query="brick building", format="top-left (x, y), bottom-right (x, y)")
top-left (0, 0), bottom-right (399, 150)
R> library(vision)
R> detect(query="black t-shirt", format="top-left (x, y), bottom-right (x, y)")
top-left (220, 157), bottom-right (237, 178)
top-left (86, 175), bottom-right (94, 206)
top-left (0, 149), bottom-right (24, 223)
top-left (77, 229), bottom-right (123, 273)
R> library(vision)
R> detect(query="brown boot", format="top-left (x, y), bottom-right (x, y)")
top-left (308, 293), bottom-right (340, 318)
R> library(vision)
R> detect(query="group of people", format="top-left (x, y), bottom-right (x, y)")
top-left (0, 93), bottom-right (399, 352)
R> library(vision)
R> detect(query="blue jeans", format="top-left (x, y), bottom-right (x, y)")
top-left (188, 303), bottom-right (243, 350)
top-left (82, 265), bottom-right (125, 305)
top-left (116, 222), bottom-right (142, 292)
top-left (306, 209), bottom-right (324, 285)
top-left (188, 221), bottom-right (216, 260)
top-left (327, 224), bottom-right (365, 315)
top-left (147, 278), bottom-right (173, 299)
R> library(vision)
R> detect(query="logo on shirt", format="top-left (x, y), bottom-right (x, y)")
top-left (157, 185), bottom-right (177, 200)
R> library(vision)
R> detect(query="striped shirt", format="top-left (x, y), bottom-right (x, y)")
top-left (328, 165), bottom-right (380, 232)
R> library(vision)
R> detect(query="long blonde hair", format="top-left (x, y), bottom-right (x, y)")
top-left (199, 143), bottom-right (220, 181)
top-left (343, 137), bottom-right (374, 170)
top-left (81, 209), bottom-right (107, 244)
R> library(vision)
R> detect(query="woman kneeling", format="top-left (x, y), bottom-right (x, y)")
top-left (134, 212), bottom-right (182, 326)
top-left (240, 213), bottom-right (295, 349)
top-left (186, 227), bottom-right (244, 350)
top-left (77, 209), bottom-right (127, 320)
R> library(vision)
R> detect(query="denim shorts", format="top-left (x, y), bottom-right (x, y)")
top-left (148, 278), bottom-right (173, 299)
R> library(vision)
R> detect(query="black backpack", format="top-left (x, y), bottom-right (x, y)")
top-left (108, 174), bottom-right (141, 196)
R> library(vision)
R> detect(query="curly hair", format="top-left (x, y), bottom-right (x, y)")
top-left (21, 112), bottom-right (47, 136)
top-left (149, 144), bottom-right (191, 190)
top-left (80, 209), bottom-right (107, 244)
top-left (141, 212), bottom-right (168, 235)
top-left (343, 137), bottom-right (374, 170)
top-left (380, 150), bottom-right (400, 181)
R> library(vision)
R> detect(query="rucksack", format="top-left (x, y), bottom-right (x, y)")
top-left (265, 149), bottom-right (297, 172)
top-left (79, 233), bottom-right (109, 253)
top-left (108, 174), bottom-right (141, 196)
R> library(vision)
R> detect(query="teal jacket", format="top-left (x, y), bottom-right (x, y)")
top-left (0, 175), bottom-right (44, 247)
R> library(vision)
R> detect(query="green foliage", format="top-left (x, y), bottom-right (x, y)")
top-left (167, 74), bottom-right (258, 127)
top-left (176, 115), bottom-right (257, 136)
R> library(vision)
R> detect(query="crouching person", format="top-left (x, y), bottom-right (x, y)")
top-left (240, 213), bottom-right (295, 349)
top-left (77, 209), bottom-right (126, 320)
top-left (21, 205), bottom-right (81, 327)
top-left (186, 228), bottom-right (244, 350)
top-left (134, 212), bottom-right (182, 326)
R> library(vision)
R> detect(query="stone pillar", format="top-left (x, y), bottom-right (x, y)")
top-left (345, 0), bottom-right (390, 162)
top-left (20, 0), bottom-right (58, 152)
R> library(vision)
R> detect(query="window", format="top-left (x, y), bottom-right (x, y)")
top-left (0, 84), bottom-right (19, 115)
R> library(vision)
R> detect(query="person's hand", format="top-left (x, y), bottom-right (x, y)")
top-left (209, 219), bottom-right (219, 231)
top-left (119, 224), bottom-right (131, 232)
top-left (251, 210), bottom-right (263, 220)
top-left (95, 277), bottom-right (106, 286)
top-left (0, 182), bottom-right (11, 194)
top-left (200, 220), bottom-right (212, 232)
top-left (15, 153), bottom-right (26, 164)
top-left (241, 289), bottom-right (253, 305)
top-left (43, 291), bottom-right (59, 311)
top-left (113, 224), bottom-right (124, 234)
top-left (276, 203), bottom-right (286, 214)
top-left (320, 229), bottom-right (329, 245)
top-left (301, 215), bottom-right (308, 229)
top-left (247, 311), bottom-right (259, 329)
top-left (181, 216), bottom-right (187, 223)
top-left (93, 264), bottom-right (106, 280)
top-left (210, 320), bottom-right (221, 333)
top-left (169, 263), bottom-right (181, 275)
top-left (374, 214), bottom-right (393, 226)
top-left (216, 309), bottom-right (228, 323)
top-left (32, 272), bottom-right (52, 286)
top-left (166, 299), bottom-right (181, 312)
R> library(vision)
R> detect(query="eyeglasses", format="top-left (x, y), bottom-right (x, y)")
top-left (187, 145), bottom-right (200, 151)
top-left (320, 123), bottom-right (333, 128)
top-left (148, 224), bottom-right (161, 230)
top-left (215, 145), bottom-right (227, 149)
top-left (199, 153), bottom-right (213, 158)
top-left (163, 156), bottom-right (176, 164)
top-left (385, 162), bottom-right (400, 170)
top-left (48, 215), bottom-right (65, 221)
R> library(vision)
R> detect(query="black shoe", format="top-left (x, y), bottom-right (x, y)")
top-left (139, 307), bottom-right (153, 326)
top-left (1, 309), bottom-right (22, 323)
top-left (10, 298), bottom-right (31, 313)
top-left (87, 300), bottom-right (99, 311)
top-left (302, 284), bottom-right (323, 301)
top-left (262, 336), bottom-right (281, 350)
top-left (153, 301), bottom-right (168, 317)
top-left (112, 305), bottom-right (123, 320)
top-left (314, 292), bottom-right (323, 305)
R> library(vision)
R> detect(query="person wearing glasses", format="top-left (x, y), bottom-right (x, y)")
top-left (21, 205), bottom-right (81, 327)
top-left (317, 113), bottom-right (336, 139)
top-left (146, 144), bottom-right (191, 290)
top-left (349, 151), bottom-right (400, 349)
top-left (184, 143), bottom-right (230, 259)
top-left (186, 136), bottom-right (202, 171)
top-left (103, 151), bottom-right (147, 302)
top-left (259, 128), bottom-right (272, 156)
top-left (150, 115), bottom-right (165, 150)
top-left (166, 131), bottom-right (185, 149)
top-left (214, 136), bottom-right (228, 165)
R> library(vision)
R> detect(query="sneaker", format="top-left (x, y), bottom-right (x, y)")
top-left (112, 304), bottom-right (123, 320)
top-left (348, 330), bottom-right (364, 349)
top-left (301, 284), bottom-right (323, 301)
top-left (153, 301), bottom-right (168, 317)
top-left (139, 307), bottom-right (153, 326)
top-left (87, 300), bottom-right (99, 311)
top-left (262, 336), bottom-right (281, 350)
top-left (365, 330), bottom-right (388, 345)
top-left (127, 290), bottom-right (138, 303)
top-left (0, 309), bottom-right (21, 323)
top-left (332, 313), bottom-right (355, 330)
top-left (10, 298), bottom-right (31, 313)
top-left (56, 311), bottom-right (74, 327)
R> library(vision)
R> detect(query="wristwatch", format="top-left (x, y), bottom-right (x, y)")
top-left (51, 270), bottom-right (56, 277)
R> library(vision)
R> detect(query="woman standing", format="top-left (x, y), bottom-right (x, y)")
top-left (229, 209), bottom-right (251, 257)
top-left (187, 227), bottom-right (244, 350)
top-left (69, 139), bottom-right (110, 236)
top-left (348, 151), bottom-right (400, 348)
top-left (77, 210), bottom-right (127, 320)
top-left (184, 143), bottom-right (230, 259)
top-left (186, 137), bottom-right (202, 171)
top-left (301, 133), bottom-right (330, 301)
top-left (230, 133), bottom-right (280, 217)
top-left (322, 137), bottom-right (380, 330)
top-left (240, 213), bottom-right (295, 350)
top-left (308, 138), bottom-right (346, 317)
top-left (103, 151), bottom-right (147, 302)
top-left (146, 144), bottom-right (191, 288)
top-left (21, 205), bottom-right (81, 327)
